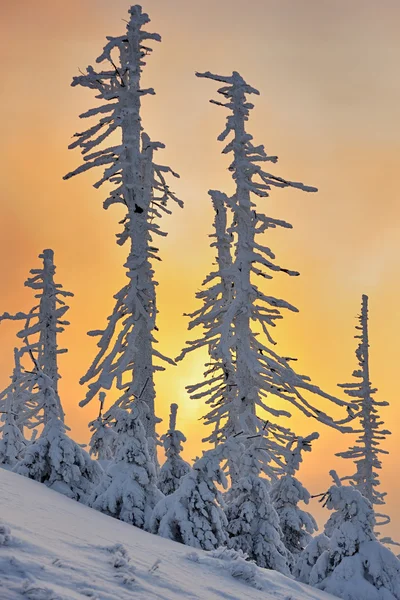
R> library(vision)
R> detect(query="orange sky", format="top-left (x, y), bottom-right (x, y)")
top-left (1, 0), bottom-right (400, 537)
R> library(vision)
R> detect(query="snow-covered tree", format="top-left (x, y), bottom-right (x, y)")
top-left (178, 190), bottom-right (238, 442)
top-left (0, 349), bottom-right (30, 433)
top-left (0, 249), bottom-right (73, 400)
top-left (225, 441), bottom-right (291, 574)
top-left (88, 392), bottom-right (116, 462)
top-left (64, 5), bottom-right (183, 459)
top-left (158, 403), bottom-right (191, 496)
top-left (89, 405), bottom-right (162, 529)
top-left (270, 433), bottom-right (319, 561)
top-left (178, 70), bottom-right (353, 473)
top-left (14, 367), bottom-right (102, 502)
top-left (305, 474), bottom-right (400, 600)
top-left (0, 350), bottom-right (26, 467)
top-left (337, 294), bottom-right (393, 542)
top-left (151, 442), bottom-right (228, 550)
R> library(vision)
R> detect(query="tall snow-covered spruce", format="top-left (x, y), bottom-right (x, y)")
top-left (337, 295), bottom-right (394, 541)
top-left (178, 71), bottom-right (353, 461)
top-left (158, 403), bottom-right (191, 496)
top-left (64, 5), bottom-right (183, 458)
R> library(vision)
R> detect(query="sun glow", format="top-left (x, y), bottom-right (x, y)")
top-left (1, 0), bottom-right (400, 537)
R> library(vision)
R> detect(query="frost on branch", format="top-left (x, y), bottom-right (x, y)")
top-left (158, 403), bottom-right (191, 496)
top-left (270, 433), bottom-right (319, 563)
top-left (304, 474), bottom-right (400, 600)
top-left (64, 5), bottom-right (183, 452)
top-left (151, 442), bottom-right (229, 551)
top-left (336, 295), bottom-right (395, 545)
top-left (14, 368), bottom-right (102, 502)
top-left (89, 405), bottom-right (162, 529)
top-left (179, 70), bottom-right (354, 475)
top-left (225, 440), bottom-right (291, 574)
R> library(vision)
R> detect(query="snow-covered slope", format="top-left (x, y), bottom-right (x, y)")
top-left (0, 469), bottom-right (336, 600)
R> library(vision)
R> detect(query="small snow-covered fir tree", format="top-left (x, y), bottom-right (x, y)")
top-left (0, 249), bottom-right (74, 467)
top-left (158, 403), bottom-right (191, 496)
top-left (64, 5), bottom-right (183, 459)
top-left (14, 366), bottom-right (102, 501)
top-left (88, 393), bottom-right (116, 462)
top-left (0, 348), bottom-right (35, 435)
top-left (0, 350), bottom-right (26, 467)
top-left (270, 433), bottom-right (319, 561)
top-left (294, 533), bottom-right (330, 584)
top-left (151, 442), bottom-right (229, 550)
top-left (0, 249), bottom-right (73, 400)
top-left (225, 441), bottom-right (291, 575)
top-left (89, 405), bottom-right (162, 529)
top-left (318, 470), bottom-right (352, 540)
top-left (178, 70), bottom-right (353, 476)
top-left (337, 295), bottom-right (394, 542)
top-left (305, 474), bottom-right (400, 600)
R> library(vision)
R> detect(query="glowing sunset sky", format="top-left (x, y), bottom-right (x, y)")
top-left (1, 0), bottom-right (400, 535)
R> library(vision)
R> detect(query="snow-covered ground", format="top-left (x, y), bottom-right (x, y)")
top-left (0, 468), bottom-right (336, 600)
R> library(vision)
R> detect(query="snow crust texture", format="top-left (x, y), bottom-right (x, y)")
top-left (0, 468), bottom-right (337, 600)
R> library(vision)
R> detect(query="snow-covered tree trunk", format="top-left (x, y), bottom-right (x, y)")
top-left (124, 132), bottom-right (158, 442)
top-left (229, 79), bottom-right (258, 432)
top-left (65, 6), bottom-right (182, 459)
top-left (39, 249), bottom-right (59, 394)
top-left (205, 191), bottom-right (239, 445)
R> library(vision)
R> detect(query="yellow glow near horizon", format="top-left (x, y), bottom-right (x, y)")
top-left (1, 0), bottom-right (400, 537)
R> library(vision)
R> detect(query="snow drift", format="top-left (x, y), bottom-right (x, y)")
top-left (0, 468), bottom-right (336, 600)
